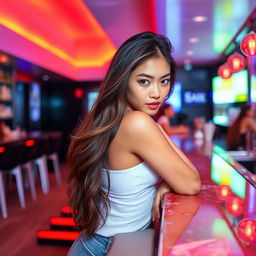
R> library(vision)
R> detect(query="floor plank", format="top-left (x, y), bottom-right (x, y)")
top-left (0, 162), bottom-right (70, 256)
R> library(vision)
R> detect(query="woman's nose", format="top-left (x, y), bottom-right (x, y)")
top-left (150, 85), bottom-right (160, 98)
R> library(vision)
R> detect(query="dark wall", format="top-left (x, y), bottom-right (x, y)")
top-left (41, 81), bottom-right (100, 160)
top-left (40, 66), bottom-right (215, 160)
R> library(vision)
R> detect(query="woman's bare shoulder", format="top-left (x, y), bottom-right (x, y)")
top-left (121, 111), bottom-right (159, 135)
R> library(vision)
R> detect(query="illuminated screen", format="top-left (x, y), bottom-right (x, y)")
top-left (213, 104), bottom-right (229, 126)
top-left (251, 75), bottom-right (256, 102)
top-left (212, 70), bottom-right (248, 104)
top-left (29, 82), bottom-right (41, 122)
top-left (88, 92), bottom-right (99, 112)
top-left (165, 82), bottom-right (182, 113)
top-left (211, 153), bottom-right (246, 198)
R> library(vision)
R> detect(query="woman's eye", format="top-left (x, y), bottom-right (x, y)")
top-left (138, 79), bottom-right (149, 86)
top-left (161, 79), bottom-right (170, 85)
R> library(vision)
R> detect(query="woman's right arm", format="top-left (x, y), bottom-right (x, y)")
top-left (123, 111), bottom-right (201, 195)
top-left (156, 123), bottom-right (197, 173)
top-left (161, 123), bottom-right (189, 135)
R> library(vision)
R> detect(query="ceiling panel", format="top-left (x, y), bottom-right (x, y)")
top-left (0, 0), bottom-right (255, 81)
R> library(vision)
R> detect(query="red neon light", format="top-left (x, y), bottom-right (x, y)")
top-left (0, 53), bottom-right (9, 64)
top-left (216, 185), bottom-right (233, 201)
top-left (227, 52), bottom-right (246, 73)
top-left (150, 0), bottom-right (157, 32)
top-left (16, 72), bottom-right (33, 83)
top-left (0, 0), bottom-right (116, 67)
top-left (237, 218), bottom-right (256, 242)
top-left (217, 63), bottom-right (233, 79)
top-left (240, 32), bottom-right (256, 57)
top-left (25, 140), bottom-right (35, 147)
top-left (61, 206), bottom-right (73, 214)
top-left (0, 147), bottom-right (5, 153)
top-left (225, 196), bottom-right (244, 217)
top-left (37, 230), bottom-right (79, 240)
top-left (74, 88), bottom-right (84, 99)
top-left (50, 217), bottom-right (75, 226)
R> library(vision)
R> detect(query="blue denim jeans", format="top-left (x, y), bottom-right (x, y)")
top-left (67, 232), bottom-right (113, 256)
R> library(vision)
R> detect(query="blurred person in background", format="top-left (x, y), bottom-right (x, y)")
top-left (0, 121), bottom-right (13, 141)
top-left (156, 103), bottom-right (189, 135)
top-left (227, 104), bottom-right (256, 150)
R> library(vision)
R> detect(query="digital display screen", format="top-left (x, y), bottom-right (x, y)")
top-left (211, 153), bottom-right (246, 198)
top-left (212, 70), bottom-right (248, 104)
top-left (251, 75), bottom-right (256, 103)
top-left (29, 82), bottom-right (41, 122)
top-left (165, 82), bottom-right (182, 113)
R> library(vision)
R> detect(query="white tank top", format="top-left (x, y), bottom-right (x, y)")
top-left (96, 161), bottom-right (159, 237)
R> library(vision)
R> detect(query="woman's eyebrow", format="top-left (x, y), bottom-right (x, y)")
top-left (136, 73), bottom-right (170, 79)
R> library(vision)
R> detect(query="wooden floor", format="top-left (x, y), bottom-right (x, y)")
top-left (0, 162), bottom-right (71, 256)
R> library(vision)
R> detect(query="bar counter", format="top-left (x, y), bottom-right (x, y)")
top-left (158, 136), bottom-right (256, 256)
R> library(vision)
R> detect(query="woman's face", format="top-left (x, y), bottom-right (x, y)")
top-left (246, 107), bottom-right (254, 117)
top-left (126, 55), bottom-right (171, 116)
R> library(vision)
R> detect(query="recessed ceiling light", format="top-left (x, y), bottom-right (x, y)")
top-left (193, 16), bottom-right (208, 22)
top-left (186, 50), bottom-right (194, 56)
top-left (189, 37), bottom-right (199, 43)
top-left (42, 74), bottom-right (49, 81)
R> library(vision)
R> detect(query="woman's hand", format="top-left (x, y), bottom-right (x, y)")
top-left (152, 181), bottom-right (172, 222)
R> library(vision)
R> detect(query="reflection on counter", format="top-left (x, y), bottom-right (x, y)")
top-left (158, 137), bottom-right (256, 256)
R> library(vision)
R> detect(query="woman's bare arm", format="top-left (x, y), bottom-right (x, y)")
top-left (122, 111), bottom-right (201, 195)
top-left (156, 123), bottom-right (197, 173)
top-left (161, 123), bottom-right (189, 135)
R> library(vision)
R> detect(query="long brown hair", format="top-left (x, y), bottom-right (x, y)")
top-left (67, 32), bottom-right (176, 236)
top-left (227, 104), bottom-right (251, 150)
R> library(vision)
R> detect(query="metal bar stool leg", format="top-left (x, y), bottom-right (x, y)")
top-left (35, 156), bottom-right (50, 194)
top-left (23, 162), bottom-right (37, 200)
top-left (0, 171), bottom-right (8, 218)
top-left (49, 153), bottom-right (61, 186)
top-left (11, 166), bottom-right (26, 208)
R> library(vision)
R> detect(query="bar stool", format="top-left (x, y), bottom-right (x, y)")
top-left (0, 141), bottom-right (26, 219)
top-left (21, 141), bottom-right (37, 201)
top-left (24, 138), bottom-right (50, 194)
top-left (46, 132), bottom-right (62, 186)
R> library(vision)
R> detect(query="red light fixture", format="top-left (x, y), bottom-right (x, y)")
top-left (227, 52), bottom-right (246, 73)
top-left (37, 230), bottom-right (79, 240)
top-left (74, 88), bottom-right (84, 99)
top-left (240, 31), bottom-right (256, 56)
top-left (218, 63), bottom-right (233, 79)
top-left (61, 205), bottom-right (73, 214)
top-left (225, 196), bottom-right (244, 217)
top-left (0, 53), bottom-right (9, 64)
top-left (237, 218), bottom-right (256, 242)
top-left (50, 217), bottom-right (75, 227)
top-left (216, 185), bottom-right (233, 201)
top-left (25, 140), bottom-right (35, 147)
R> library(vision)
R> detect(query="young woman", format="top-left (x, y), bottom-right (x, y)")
top-left (156, 103), bottom-right (189, 135)
top-left (227, 104), bottom-right (256, 150)
top-left (67, 32), bottom-right (201, 256)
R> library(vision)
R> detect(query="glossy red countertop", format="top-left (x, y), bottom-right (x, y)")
top-left (158, 137), bottom-right (256, 256)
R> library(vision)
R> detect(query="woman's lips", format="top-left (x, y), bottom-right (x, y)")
top-left (146, 103), bottom-right (160, 110)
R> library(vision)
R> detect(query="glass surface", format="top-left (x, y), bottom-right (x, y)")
top-left (158, 137), bottom-right (256, 256)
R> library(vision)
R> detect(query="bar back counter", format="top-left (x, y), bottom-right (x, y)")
top-left (158, 137), bottom-right (256, 256)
